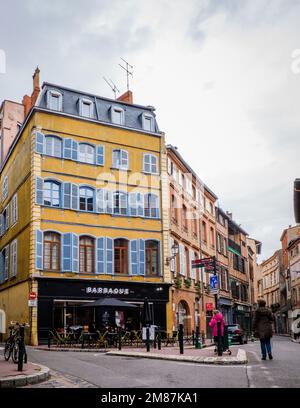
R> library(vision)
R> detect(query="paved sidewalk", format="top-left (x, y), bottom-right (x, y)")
top-left (107, 345), bottom-right (247, 365)
top-left (0, 352), bottom-right (50, 388)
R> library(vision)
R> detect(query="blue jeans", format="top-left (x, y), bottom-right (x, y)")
top-left (260, 338), bottom-right (272, 357)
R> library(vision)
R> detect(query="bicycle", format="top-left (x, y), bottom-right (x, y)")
top-left (4, 322), bottom-right (20, 363)
top-left (4, 322), bottom-right (28, 364)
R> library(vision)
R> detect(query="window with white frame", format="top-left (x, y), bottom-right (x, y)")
top-left (45, 135), bottom-right (62, 157)
top-left (178, 171), bottom-right (183, 187)
top-left (143, 154), bottom-right (158, 174)
top-left (185, 176), bottom-right (193, 196)
top-left (10, 240), bottom-right (17, 277)
top-left (78, 143), bottom-right (95, 164)
top-left (111, 106), bottom-right (125, 125)
top-left (113, 191), bottom-right (128, 215)
top-left (142, 113), bottom-right (154, 132)
top-left (2, 175), bottom-right (8, 201)
top-left (79, 98), bottom-right (94, 118)
top-left (47, 90), bottom-right (62, 111)
top-left (1, 246), bottom-right (9, 281)
top-left (112, 149), bottom-right (129, 170)
top-left (3, 206), bottom-right (9, 232)
top-left (11, 193), bottom-right (18, 225)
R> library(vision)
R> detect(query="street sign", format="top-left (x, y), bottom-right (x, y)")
top-left (210, 275), bottom-right (218, 289)
top-left (210, 289), bottom-right (218, 295)
top-left (29, 292), bottom-right (37, 300)
top-left (205, 303), bottom-right (214, 311)
top-left (28, 299), bottom-right (37, 307)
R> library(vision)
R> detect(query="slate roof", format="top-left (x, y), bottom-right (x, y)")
top-left (37, 82), bottom-right (161, 135)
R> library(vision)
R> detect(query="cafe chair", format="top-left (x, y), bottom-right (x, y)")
top-left (164, 331), bottom-right (178, 347)
top-left (95, 330), bottom-right (109, 349)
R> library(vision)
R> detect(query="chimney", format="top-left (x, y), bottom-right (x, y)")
top-left (226, 211), bottom-right (232, 219)
top-left (31, 66), bottom-right (40, 106)
top-left (22, 66), bottom-right (40, 117)
top-left (117, 90), bottom-right (133, 104)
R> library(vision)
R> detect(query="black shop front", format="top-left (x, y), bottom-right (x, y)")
top-left (37, 278), bottom-right (170, 344)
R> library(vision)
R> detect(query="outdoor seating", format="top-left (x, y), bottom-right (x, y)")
top-left (95, 330), bottom-right (109, 349)
top-left (130, 330), bottom-right (143, 347)
top-left (120, 331), bottom-right (132, 346)
top-left (49, 329), bottom-right (72, 347)
top-left (163, 331), bottom-right (178, 346)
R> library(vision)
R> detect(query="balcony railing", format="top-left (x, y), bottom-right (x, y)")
top-left (228, 239), bottom-right (241, 255)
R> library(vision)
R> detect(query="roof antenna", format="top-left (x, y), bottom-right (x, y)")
top-left (103, 77), bottom-right (120, 99)
top-left (119, 57), bottom-right (133, 92)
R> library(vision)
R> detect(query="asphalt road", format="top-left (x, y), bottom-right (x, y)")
top-left (24, 336), bottom-right (300, 388)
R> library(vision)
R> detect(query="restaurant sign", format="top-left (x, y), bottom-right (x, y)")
top-left (86, 287), bottom-right (130, 295)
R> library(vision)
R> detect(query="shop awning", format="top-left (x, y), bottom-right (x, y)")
top-left (218, 297), bottom-right (232, 306)
top-left (80, 297), bottom-right (138, 309)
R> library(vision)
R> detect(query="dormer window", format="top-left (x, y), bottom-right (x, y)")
top-left (142, 113), bottom-right (154, 132)
top-left (47, 90), bottom-right (62, 111)
top-left (79, 98), bottom-right (94, 118)
top-left (111, 106), bottom-right (125, 125)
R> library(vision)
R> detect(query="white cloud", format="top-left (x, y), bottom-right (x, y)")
top-left (0, 0), bottom-right (299, 259)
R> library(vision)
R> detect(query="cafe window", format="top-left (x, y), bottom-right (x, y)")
top-left (79, 236), bottom-right (95, 273)
top-left (114, 239), bottom-right (128, 274)
top-left (146, 240), bottom-right (159, 276)
top-left (44, 232), bottom-right (61, 271)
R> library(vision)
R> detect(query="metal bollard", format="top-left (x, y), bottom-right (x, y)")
top-left (195, 326), bottom-right (200, 349)
top-left (118, 327), bottom-right (122, 350)
top-left (153, 328), bottom-right (157, 349)
top-left (157, 327), bottom-right (161, 350)
top-left (48, 331), bottom-right (51, 349)
top-left (178, 324), bottom-right (184, 354)
top-left (192, 330), bottom-right (195, 346)
top-left (146, 325), bottom-right (150, 352)
top-left (17, 325), bottom-right (25, 372)
top-left (217, 321), bottom-right (223, 356)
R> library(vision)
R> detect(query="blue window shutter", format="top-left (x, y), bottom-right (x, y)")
top-left (129, 193), bottom-right (137, 216)
top-left (62, 233), bottom-right (72, 271)
top-left (36, 177), bottom-right (44, 205)
top-left (106, 237), bottom-right (114, 274)
top-left (72, 140), bottom-right (78, 161)
top-left (0, 214), bottom-right (3, 237)
top-left (63, 182), bottom-right (71, 209)
top-left (63, 138), bottom-right (72, 159)
top-left (96, 189), bottom-right (105, 213)
top-left (106, 190), bottom-right (113, 214)
top-left (139, 239), bottom-right (145, 275)
top-left (155, 194), bottom-right (160, 218)
top-left (96, 237), bottom-right (105, 274)
top-left (36, 229), bottom-right (43, 270)
top-left (35, 131), bottom-right (45, 154)
top-left (71, 184), bottom-right (79, 210)
top-left (137, 193), bottom-right (144, 217)
top-left (72, 234), bottom-right (79, 272)
top-left (96, 145), bottom-right (104, 166)
top-left (157, 241), bottom-right (161, 276)
top-left (130, 240), bottom-right (138, 275)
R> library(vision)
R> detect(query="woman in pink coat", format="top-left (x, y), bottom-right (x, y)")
top-left (209, 310), bottom-right (225, 349)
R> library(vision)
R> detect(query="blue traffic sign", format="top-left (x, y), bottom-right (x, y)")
top-left (210, 275), bottom-right (218, 289)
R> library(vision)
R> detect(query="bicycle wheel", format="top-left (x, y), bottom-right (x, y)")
top-left (4, 343), bottom-right (12, 361)
top-left (12, 344), bottom-right (19, 364)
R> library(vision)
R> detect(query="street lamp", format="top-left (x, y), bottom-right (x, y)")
top-left (166, 242), bottom-right (179, 266)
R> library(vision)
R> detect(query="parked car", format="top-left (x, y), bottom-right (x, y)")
top-left (227, 324), bottom-right (248, 344)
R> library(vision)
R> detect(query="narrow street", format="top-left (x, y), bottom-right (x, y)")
top-left (24, 336), bottom-right (300, 388)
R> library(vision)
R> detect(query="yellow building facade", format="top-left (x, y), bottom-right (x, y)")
top-left (0, 83), bottom-right (172, 345)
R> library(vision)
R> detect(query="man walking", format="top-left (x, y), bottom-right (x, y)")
top-left (253, 299), bottom-right (275, 360)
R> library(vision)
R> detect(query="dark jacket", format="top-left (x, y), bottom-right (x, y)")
top-left (252, 306), bottom-right (274, 339)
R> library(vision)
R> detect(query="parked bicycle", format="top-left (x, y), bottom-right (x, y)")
top-left (4, 321), bottom-right (28, 364)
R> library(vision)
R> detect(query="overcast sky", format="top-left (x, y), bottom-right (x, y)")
top-left (1, 0), bottom-right (299, 261)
